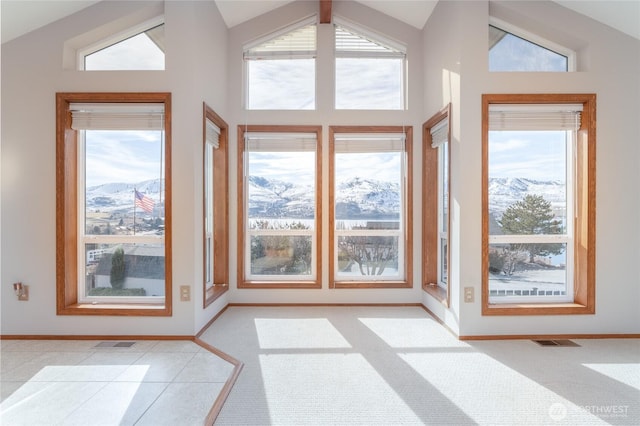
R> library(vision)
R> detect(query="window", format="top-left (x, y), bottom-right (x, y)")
top-left (244, 16), bottom-right (317, 110)
top-left (237, 126), bottom-right (322, 288)
top-left (203, 104), bottom-right (229, 307)
top-left (56, 92), bottom-right (172, 315)
top-left (334, 18), bottom-right (406, 109)
top-left (329, 127), bottom-right (413, 288)
top-left (482, 94), bottom-right (595, 315)
top-left (81, 18), bottom-right (165, 70)
top-left (423, 105), bottom-right (451, 305)
top-left (489, 18), bottom-right (574, 72)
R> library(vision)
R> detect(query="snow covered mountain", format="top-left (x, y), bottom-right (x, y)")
top-left (86, 179), bottom-right (163, 212)
top-left (488, 177), bottom-right (565, 217)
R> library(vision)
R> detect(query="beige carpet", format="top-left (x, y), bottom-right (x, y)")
top-left (198, 306), bottom-right (640, 425)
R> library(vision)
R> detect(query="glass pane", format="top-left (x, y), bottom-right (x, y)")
top-left (250, 235), bottom-right (312, 275)
top-left (488, 243), bottom-right (567, 296)
top-left (488, 131), bottom-right (567, 237)
top-left (336, 58), bottom-right (403, 109)
top-left (441, 145), bottom-right (449, 232)
top-left (337, 235), bottom-right (399, 277)
top-left (247, 150), bottom-right (316, 225)
top-left (84, 243), bottom-right (165, 297)
top-left (247, 59), bottom-right (315, 109)
top-left (439, 238), bottom-right (448, 286)
top-left (334, 151), bottom-right (402, 223)
top-left (85, 25), bottom-right (165, 70)
top-left (85, 130), bottom-right (165, 236)
top-left (489, 27), bottom-right (567, 72)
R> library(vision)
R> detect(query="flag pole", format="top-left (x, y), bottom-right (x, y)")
top-left (133, 187), bottom-right (137, 236)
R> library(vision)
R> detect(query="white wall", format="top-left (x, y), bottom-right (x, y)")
top-left (225, 0), bottom-right (425, 304)
top-left (1, 0), bottom-right (229, 335)
top-left (423, 0), bottom-right (640, 336)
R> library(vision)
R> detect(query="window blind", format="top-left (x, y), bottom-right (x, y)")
top-left (244, 16), bottom-right (317, 60)
top-left (70, 103), bottom-right (164, 130)
top-left (430, 118), bottom-right (449, 149)
top-left (489, 104), bottom-right (583, 131)
top-left (206, 119), bottom-right (220, 149)
top-left (334, 17), bottom-right (406, 59)
top-left (245, 132), bottom-right (317, 152)
top-left (334, 133), bottom-right (405, 153)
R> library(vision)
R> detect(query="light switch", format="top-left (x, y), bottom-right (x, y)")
top-left (180, 285), bottom-right (190, 301)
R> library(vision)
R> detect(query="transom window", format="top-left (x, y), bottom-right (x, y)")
top-left (482, 94), bottom-right (596, 315)
top-left (329, 127), bottom-right (413, 288)
top-left (244, 16), bottom-right (317, 110)
top-left (489, 18), bottom-right (574, 72)
top-left (81, 18), bottom-right (165, 70)
top-left (334, 18), bottom-right (406, 109)
top-left (237, 126), bottom-right (322, 288)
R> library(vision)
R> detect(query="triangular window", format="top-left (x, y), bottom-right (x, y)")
top-left (81, 19), bottom-right (165, 70)
top-left (489, 19), bottom-right (574, 72)
top-left (244, 16), bottom-right (317, 110)
top-left (334, 17), bottom-right (406, 110)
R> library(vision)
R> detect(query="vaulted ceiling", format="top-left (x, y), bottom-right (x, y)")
top-left (1, 0), bottom-right (639, 44)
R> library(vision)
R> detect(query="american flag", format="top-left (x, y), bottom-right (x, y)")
top-left (135, 189), bottom-right (155, 213)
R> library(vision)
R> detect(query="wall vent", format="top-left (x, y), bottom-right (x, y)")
top-left (533, 339), bottom-right (580, 347)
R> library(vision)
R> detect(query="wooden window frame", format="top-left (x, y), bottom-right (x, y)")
top-left (423, 104), bottom-right (451, 306)
top-left (482, 93), bottom-right (596, 315)
top-left (329, 126), bottom-right (413, 289)
top-left (237, 125), bottom-right (323, 289)
top-left (203, 103), bottom-right (229, 307)
top-left (56, 92), bottom-right (172, 316)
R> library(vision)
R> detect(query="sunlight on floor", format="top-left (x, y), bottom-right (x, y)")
top-left (254, 318), bottom-right (352, 349)
top-left (582, 363), bottom-right (640, 390)
top-left (358, 317), bottom-right (470, 348)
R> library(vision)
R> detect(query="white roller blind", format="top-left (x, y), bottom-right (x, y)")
top-left (430, 118), bottom-right (449, 149)
top-left (244, 16), bottom-right (317, 60)
top-left (334, 17), bottom-right (406, 59)
top-left (206, 119), bottom-right (220, 149)
top-left (334, 133), bottom-right (405, 153)
top-left (489, 104), bottom-right (583, 131)
top-left (245, 132), bottom-right (317, 152)
top-left (70, 103), bottom-right (164, 130)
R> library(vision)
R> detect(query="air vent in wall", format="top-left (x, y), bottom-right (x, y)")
top-left (94, 341), bottom-right (136, 348)
top-left (533, 340), bottom-right (580, 347)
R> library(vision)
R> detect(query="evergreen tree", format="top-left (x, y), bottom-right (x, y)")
top-left (110, 247), bottom-right (126, 289)
top-left (498, 194), bottom-right (564, 263)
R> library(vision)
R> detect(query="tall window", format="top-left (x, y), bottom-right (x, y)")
top-left (238, 126), bottom-right (322, 288)
top-left (203, 104), bottom-right (229, 307)
top-left (482, 94), bottom-right (595, 315)
top-left (489, 18), bottom-right (574, 72)
top-left (244, 16), bottom-right (317, 110)
top-left (81, 18), bottom-right (165, 70)
top-left (56, 92), bottom-right (172, 315)
top-left (329, 127), bottom-right (413, 288)
top-left (334, 18), bottom-right (406, 109)
top-left (423, 105), bottom-right (451, 305)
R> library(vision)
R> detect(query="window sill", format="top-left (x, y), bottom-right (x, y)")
top-left (423, 283), bottom-right (448, 307)
top-left (482, 302), bottom-right (594, 316)
top-left (331, 281), bottom-right (412, 289)
top-left (204, 284), bottom-right (228, 307)
top-left (57, 303), bottom-right (171, 316)
top-left (238, 281), bottom-right (321, 289)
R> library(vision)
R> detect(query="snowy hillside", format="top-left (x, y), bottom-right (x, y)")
top-left (488, 177), bottom-right (565, 217)
top-left (86, 179), bottom-right (163, 212)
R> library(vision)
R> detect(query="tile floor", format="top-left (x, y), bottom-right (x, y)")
top-left (0, 339), bottom-right (235, 425)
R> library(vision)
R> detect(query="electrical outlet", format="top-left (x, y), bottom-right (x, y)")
top-left (180, 285), bottom-right (190, 301)
top-left (464, 287), bottom-right (474, 303)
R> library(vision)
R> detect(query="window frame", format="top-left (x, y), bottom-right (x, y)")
top-left (78, 16), bottom-right (165, 71)
top-left (329, 126), bottom-right (413, 289)
top-left (489, 17), bottom-right (576, 72)
top-left (423, 104), bottom-right (451, 306)
top-left (203, 103), bottom-right (229, 308)
top-left (56, 92), bottom-right (172, 316)
top-left (237, 125), bottom-right (323, 289)
top-left (481, 93), bottom-right (596, 315)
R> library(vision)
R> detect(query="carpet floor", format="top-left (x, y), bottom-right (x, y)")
top-left (198, 306), bottom-right (640, 425)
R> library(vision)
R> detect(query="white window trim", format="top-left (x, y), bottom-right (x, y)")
top-left (437, 142), bottom-right (448, 289)
top-left (487, 126), bottom-right (576, 304)
top-left (489, 17), bottom-right (576, 72)
top-left (77, 15), bottom-right (165, 71)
